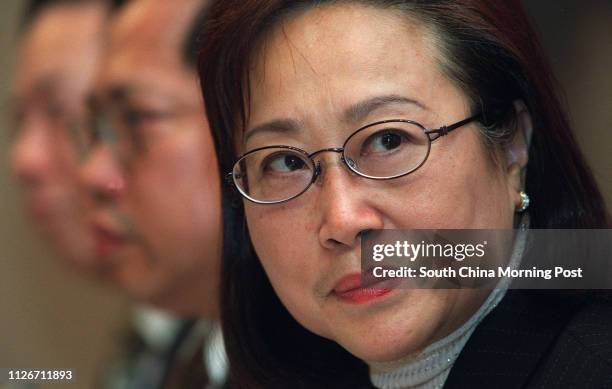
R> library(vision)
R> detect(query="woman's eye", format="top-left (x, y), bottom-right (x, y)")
top-left (263, 153), bottom-right (307, 173)
top-left (362, 130), bottom-right (408, 154)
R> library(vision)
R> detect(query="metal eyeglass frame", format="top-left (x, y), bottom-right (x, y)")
top-left (228, 112), bottom-right (482, 204)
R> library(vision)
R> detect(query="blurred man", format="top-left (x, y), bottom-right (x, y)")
top-left (81, 0), bottom-right (226, 387)
top-left (10, 0), bottom-right (112, 272)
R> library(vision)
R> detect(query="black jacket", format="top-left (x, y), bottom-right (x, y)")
top-left (445, 290), bottom-right (612, 389)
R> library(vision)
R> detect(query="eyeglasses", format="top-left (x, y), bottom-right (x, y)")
top-left (229, 113), bottom-right (481, 204)
top-left (70, 111), bottom-right (121, 164)
top-left (77, 105), bottom-right (200, 168)
top-left (11, 103), bottom-right (89, 158)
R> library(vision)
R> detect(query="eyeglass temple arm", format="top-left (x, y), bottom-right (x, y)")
top-left (426, 112), bottom-right (482, 138)
top-left (225, 172), bottom-right (234, 185)
top-left (227, 166), bottom-right (250, 194)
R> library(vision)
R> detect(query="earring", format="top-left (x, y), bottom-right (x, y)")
top-left (516, 191), bottom-right (530, 212)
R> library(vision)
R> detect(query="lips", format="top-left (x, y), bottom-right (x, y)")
top-left (92, 223), bottom-right (126, 257)
top-left (332, 271), bottom-right (401, 304)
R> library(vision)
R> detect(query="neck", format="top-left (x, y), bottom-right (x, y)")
top-left (150, 279), bottom-right (220, 319)
top-left (369, 287), bottom-right (505, 388)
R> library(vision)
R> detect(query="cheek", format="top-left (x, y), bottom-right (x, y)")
top-left (53, 136), bottom-right (83, 192)
top-left (55, 131), bottom-right (80, 169)
top-left (245, 204), bottom-right (312, 282)
top-left (127, 131), bottom-right (221, 249)
top-left (41, 133), bottom-right (82, 201)
top-left (381, 133), bottom-right (513, 229)
top-left (246, 203), bottom-right (330, 335)
top-left (11, 129), bottom-right (64, 183)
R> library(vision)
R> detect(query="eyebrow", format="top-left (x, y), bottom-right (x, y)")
top-left (12, 76), bottom-right (63, 108)
top-left (85, 94), bottom-right (96, 111)
top-left (244, 118), bottom-right (303, 142)
top-left (344, 94), bottom-right (427, 123)
top-left (35, 77), bottom-right (61, 96)
top-left (109, 85), bottom-right (133, 102)
top-left (244, 94), bottom-right (426, 142)
top-left (86, 85), bottom-right (131, 112)
top-left (88, 83), bottom-right (156, 112)
top-left (10, 77), bottom-right (71, 125)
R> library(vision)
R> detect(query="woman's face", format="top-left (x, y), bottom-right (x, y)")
top-left (243, 5), bottom-right (519, 364)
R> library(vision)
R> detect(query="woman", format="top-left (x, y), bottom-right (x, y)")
top-left (199, 1), bottom-right (611, 388)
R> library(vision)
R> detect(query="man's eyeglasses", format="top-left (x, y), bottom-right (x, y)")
top-left (75, 106), bottom-right (197, 168)
top-left (228, 113), bottom-right (481, 204)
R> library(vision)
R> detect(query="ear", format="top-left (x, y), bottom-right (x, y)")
top-left (505, 100), bottom-right (532, 206)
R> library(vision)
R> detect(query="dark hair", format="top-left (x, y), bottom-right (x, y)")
top-left (21, 0), bottom-right (128, 30)
top-left (198, 0), bottom-right (610, 387)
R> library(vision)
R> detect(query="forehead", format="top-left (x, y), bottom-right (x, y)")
top-left (100, 0), bottom-right (202, 83)
top-left (14, 3), bottom-right (107, 97)
top-left (263, 5), bottom-right (421, 68)
top-left (249, 4), bottom-right (445, 120)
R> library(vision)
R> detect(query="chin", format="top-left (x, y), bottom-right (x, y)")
top-left (329, 290), bottom-right (448, 363)
top-left (111, 259), bottom-right (157, 301)
top-left (337, 321), bottom-right (431, 364)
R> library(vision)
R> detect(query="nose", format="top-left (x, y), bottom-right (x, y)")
top-left (316, 159), bottom-right (384, 250)
top-left (10, 121), bottom-right (52, 189)
top-left (79, 144), bottom-right (125, 206)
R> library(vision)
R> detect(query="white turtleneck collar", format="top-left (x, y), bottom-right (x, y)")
top-left (369, 221), bottom-right (528, 389)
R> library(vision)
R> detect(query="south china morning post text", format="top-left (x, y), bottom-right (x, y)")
top-left (370, 240), bottom-right (582, 280)
top-left (361, 229), bottom-right (612, 289)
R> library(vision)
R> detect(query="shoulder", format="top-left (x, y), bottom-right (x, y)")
top-left (445, 292), bottom-right (612, 389)
top-left (564, 300), bottom-right (612, 360)
top-left (528, 299), bottom-right (612, 388)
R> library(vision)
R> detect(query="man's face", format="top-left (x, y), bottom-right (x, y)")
top-left (81, 0), bottom-right (221, 316)
top-left (10, 2), bottom-right (107, 270)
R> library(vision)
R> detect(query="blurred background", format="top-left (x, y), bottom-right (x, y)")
top-left (0, 0), bottom-right (610, 388)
